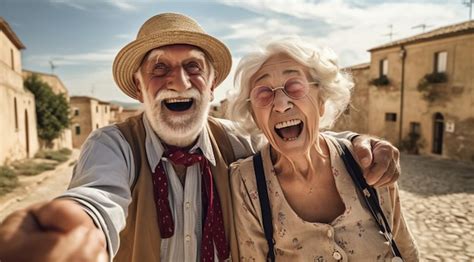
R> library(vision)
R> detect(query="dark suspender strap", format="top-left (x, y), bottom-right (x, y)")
top-left (335, 139), bottom-right (403, 259)
top-left (252, 152), bottom-right (275, 262)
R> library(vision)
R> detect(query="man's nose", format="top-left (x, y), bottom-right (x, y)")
top-left (272, 89), bottom-right (292, 113)
top-left (166, 67), bottom-right (192, 92)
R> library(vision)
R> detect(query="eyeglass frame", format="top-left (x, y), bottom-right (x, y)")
top-left (246, 78), bottom-right (320, 108)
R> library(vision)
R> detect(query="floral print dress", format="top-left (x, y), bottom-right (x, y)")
top-left (230, 135), bottom-right (419, 261)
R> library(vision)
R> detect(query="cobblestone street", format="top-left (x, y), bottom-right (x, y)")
top-left (398, 154), bottom-right (474, 261)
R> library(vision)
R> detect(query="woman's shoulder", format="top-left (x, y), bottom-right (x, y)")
top-left (230, 144), bottom-right (271, 186)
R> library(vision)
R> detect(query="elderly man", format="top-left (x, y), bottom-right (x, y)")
top-left (0, 13), bottom-right (400, 262)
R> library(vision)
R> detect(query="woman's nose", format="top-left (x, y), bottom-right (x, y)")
top-left (272, 89), bottom-right (293, 113)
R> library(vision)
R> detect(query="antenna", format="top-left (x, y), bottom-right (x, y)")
top-left (382, 24), bottom-right (396, 41)
top-left (411, 24), bottom-right (432, 33)
top-left (464, 0), bottom-right (473, 20)
top-left (49, 60), bottom-right (57, 74)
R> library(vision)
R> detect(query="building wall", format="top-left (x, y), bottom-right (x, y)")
top-left (70, 97), bottom-right (117, 148)
top-left (71, 98), bottom-right (93, 148)
top-left (346, 32), bottom-right (474, 161)
top-left (0, 27), bottom-right (39, 164)
top-left (400, 33), bottom-right (474, 161)
top-left (0, 31), bottom-right (22, 76)
top-left (332, 66), bottom-right (370, 134)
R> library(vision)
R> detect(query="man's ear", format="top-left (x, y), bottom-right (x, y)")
top-left (134, 74), bottom-right (144, 103)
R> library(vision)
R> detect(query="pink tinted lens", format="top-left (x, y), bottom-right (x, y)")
top-left (252, 86), bottom-right (274, 106)
top-left (284, 79), bottom-right (308, 99)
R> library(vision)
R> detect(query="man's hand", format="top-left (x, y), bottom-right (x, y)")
top-left (351, 135), bottom-right (401, 187)
top-left (0, 199), bottom-right (108, 262)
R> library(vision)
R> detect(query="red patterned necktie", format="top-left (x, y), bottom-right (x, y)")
top-left (151, 146), bottom-right (230, 261)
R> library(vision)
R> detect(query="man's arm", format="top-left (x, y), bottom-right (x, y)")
top-left (324, 131), bottom-right (401, 187)
top-left (0, 126), bottom-right (135, 261)
top-left (0, 200), bottom-right (107, 262)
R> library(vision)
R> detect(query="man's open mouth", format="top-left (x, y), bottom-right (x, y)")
top-left (163, 98), bottom-right (194, 112)
top-left (274, 119), bottom-right (303, 141)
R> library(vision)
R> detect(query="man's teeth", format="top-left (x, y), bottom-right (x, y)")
top-left (275, 119), bottom-right (302, 129)
top-left (165, 98), bottom-right (192, 103)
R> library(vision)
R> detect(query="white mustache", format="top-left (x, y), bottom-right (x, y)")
top-left (154, 88), bottom-right (201, 103)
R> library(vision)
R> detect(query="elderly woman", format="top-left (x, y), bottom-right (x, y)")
top-left (228, 38), bottom-right (419, 261)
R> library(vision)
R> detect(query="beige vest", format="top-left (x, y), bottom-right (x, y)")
top-left (114, 114), bottom-right (239, 262)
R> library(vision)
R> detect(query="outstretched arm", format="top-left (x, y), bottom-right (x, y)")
top-left (0, 199), bottom-right (107, 262)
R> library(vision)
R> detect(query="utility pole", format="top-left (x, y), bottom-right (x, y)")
top-left (465, 0), bottom-right (474, 20)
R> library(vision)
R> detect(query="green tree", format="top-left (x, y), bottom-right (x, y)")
top-left (24, 74), bottom-right (71, 147)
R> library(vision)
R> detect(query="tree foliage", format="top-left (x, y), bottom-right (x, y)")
top-left (24, 74), bottom-right (70, 146)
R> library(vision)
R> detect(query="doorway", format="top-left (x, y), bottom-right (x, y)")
top-left (432, 113), bottom-right (444, 154)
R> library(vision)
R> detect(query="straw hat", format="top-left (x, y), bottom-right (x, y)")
top-left (113, 13), bottom-right (232, 100)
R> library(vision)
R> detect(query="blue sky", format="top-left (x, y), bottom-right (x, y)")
top-left (1, 0), bottom-right (469, 103)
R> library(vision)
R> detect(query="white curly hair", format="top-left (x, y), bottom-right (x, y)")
top-left (227, 37), bottom-right (354, 139)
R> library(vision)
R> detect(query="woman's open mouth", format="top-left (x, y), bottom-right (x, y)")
top-left (274, 119), bottom-right (303, 141)
top-left (163, 98), bottom-right (194, 112)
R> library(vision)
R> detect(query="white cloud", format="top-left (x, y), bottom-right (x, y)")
top-left (27, 48), bottom-right (119, 67)
top-left (216, 0), bottom-right (466, 66)
top-left (49, 0), bottom-right (151, 11)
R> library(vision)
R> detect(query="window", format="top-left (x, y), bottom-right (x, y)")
top-left (96, 106), bottom-right (99, 113)
top-left (10, 49), bottom-right (15, 70)
top-left (385, 113), bottom-right (397, 122)
top-left (14, 97), bottom-right (18, 130)
top-left (75, 125), bottom-right (81, 135)
top-left (96, 124), bottom-right (99, 129)
top-left (379, 58), bottom-right (388, 77)
top-left (410, 122), bottom-right (421, 135)
top-left (74, 108), bottom-right (79, 116)
top-left (105, 106), bottom-right (108, 113)
top-left (434, 51), bottom-right (447, 73)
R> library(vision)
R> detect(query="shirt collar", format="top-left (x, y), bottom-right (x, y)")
top-left (143, 114), bottom-right (216, 173)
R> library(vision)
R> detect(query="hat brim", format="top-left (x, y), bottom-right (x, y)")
top-left (113, 31), bottom-right (232, 100)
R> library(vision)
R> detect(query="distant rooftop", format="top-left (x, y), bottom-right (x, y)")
top-left (344, 62), bottom-right (370, 71)
top-left (369, 20), bottom-right (474, 52)
top-left (0, 17), bottom-right (25, 50)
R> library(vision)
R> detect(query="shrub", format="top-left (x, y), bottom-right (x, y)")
top-left (12, 160), bottom-right (57, 176)
top-left (35, 148), bottom-right (71, 163)
top-left (0, 166), bottom-right (19, 195)
top-left (369, 75), bottom-right (390, 86)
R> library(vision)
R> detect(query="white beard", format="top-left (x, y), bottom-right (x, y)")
top-left (142, 86), bottom-right (211, 147)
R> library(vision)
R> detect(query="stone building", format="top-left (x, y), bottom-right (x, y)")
top-left (22, 70), bottom-right (73, 150)
top-left (70, 96), bottom-right (112, 148)
top-left (109, 104), bottom-right (141, 124)
top-left (0, 17), bottom-right (39, 164)
top-left (209, 98), bottom-right (230, 119)
top-left (334, 20), bottom-right (474, 161)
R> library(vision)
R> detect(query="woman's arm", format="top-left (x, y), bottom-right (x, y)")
top-left (230, 161), bottom-right (270, 261)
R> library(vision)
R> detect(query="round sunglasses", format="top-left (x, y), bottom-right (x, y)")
top-left (247, 78), bottom-right (319, 108)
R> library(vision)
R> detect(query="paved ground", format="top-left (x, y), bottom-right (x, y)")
top-left (0, 150), bottom-right (78, 221)
top-left (398, 154), bottom-right (474, 261)
top-left (0, 152), bottom-right (473, 261)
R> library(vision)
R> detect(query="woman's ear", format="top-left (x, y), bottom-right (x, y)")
top-left (319, 99), bottom-right (325, 117)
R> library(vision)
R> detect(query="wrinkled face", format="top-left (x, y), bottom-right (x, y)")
top-left (136, 44), bottom-right (215, 147)
top-left (249, 53), bottom-right (324, 155)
